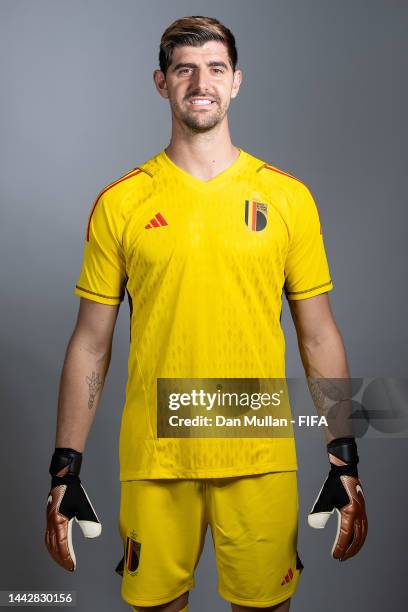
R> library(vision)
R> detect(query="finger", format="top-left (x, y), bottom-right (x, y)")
top-left (331, 508), bottom-right (353, 559)
top-left (76, 518), bottom-right (102, 538)
top-left (308, 509), bottom-right (334, 529)
top-left (332, 476), bottom-right (367, 561)
top-left (340, 518), bottom-right (362, 561)
top-left (309, 476), bottom-right (331, 515)
top-left (74, 483), bottom-right (102, 537)
top-left (76, 483), bottom-right (101, 524)
top-left (308, 476), bottom-right (335, 529)
top-left (45, 486), bottom-right (76, 572)
top-left (340, 510), bottom-right (368, 561)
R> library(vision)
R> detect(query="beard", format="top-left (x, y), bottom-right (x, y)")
top-left (173, 93), bottom-right (229, 133)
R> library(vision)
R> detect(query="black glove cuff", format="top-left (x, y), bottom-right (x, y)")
top-left (49, 447), bottom-right (83, 478)
top-left (327, 437), bottom-right (359, 465)
top-left (327, 438), bottom-right (359, 478)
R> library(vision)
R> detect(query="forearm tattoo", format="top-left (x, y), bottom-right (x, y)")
top-left (86, 371), bottom-right (103, 410)
top-left (306, 373), bottom-right (354, 439)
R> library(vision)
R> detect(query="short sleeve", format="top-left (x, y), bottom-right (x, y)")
top-left (284, 184), bottom-right (333, 300)
top-left (74, 191), bottom-right (127, 305)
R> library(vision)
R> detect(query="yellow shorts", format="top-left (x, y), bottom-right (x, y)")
top-left (118, 471), bottom-right (303, 608)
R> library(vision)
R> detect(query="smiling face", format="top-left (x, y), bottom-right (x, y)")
top-left (154, 40), bottom-right (242, 133)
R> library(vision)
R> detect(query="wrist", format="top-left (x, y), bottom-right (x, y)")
top-left (49, 447), bottom-right (83, 483)
top-left (327, 437), bottom-right (359, 478)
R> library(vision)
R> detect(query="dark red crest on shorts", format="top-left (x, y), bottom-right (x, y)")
top-left (125, 532), bottom-right (141, 574)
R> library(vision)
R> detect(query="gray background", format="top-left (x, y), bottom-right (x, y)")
top-left (1, 0), bottom-right (407, 610)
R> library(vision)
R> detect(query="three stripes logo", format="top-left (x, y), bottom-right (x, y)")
top-left (125, 531), bottom-right (141, 575)
top-left (281, 567), bottom-right (294, 586)
top-left (245, 200), bottom-right (268, 231)
top-left (145, 212), bottom-right (168, 230)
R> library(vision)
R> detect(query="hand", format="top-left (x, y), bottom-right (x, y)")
top-left (308, 437), bottom-right (368, 561)
top-left (45, 448), bottom-right (102, 571)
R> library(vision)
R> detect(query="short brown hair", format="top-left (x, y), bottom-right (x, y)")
top-left (159, 16), bottom-right (238, 74)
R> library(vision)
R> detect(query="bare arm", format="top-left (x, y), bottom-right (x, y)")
top-left (292, 295), bottom-right (368, 560)
top-left (54, 298), bottom-right (120, 452)
top-left (288, 293), bottom-right (353, 444)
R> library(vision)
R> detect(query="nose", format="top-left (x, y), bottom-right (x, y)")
top-left (191, 66), bottom-right (210, 92)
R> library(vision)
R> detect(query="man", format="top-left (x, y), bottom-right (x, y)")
top-left (45, 16), bottom-right (367, 612)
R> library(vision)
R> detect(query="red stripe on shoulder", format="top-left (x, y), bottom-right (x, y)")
top-left (263, 164), bottom-right (305, 186)
top-left (86, 168), bottom-right (143, 241)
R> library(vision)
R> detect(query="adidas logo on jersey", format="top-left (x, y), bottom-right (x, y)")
top-left (145, 212), bottom-right (168, 229)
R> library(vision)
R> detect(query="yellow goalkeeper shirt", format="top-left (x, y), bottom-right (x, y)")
top-left (74, 148), bottom-right (333, 479)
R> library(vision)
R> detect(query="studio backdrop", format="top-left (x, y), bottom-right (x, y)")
top-left (1, 1), bottom-right (407, 611)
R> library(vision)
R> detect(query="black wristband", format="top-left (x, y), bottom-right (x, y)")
top-left (49, 447), bottom-right (83, 478)
top-left (327, 437), bottom-right (359, 466)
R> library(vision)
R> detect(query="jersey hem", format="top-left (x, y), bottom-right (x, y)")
top-left (285, 280), bottom-right (333, 301)
top-left (119, 462), bottom-right (298, 481)
top-left (74, 286), bottom-right (123, 305)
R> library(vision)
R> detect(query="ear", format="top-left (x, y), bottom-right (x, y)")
top-left (153, 69), bottom-right (169, 99)
top-left (230, 69), bottom-right (243, 99)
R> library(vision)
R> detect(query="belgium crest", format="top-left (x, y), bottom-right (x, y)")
top-left (125, 530), bottom-right (141, 575)
top-left (244, 200), bottom-right (268, 231)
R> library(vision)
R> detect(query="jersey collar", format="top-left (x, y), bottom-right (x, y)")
top-left (158, 147), bottom-right (247, 189)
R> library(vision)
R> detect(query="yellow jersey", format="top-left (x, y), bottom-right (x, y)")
top-left (74, 149), bottom-right (333, 479)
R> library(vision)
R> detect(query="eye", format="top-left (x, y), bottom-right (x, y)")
top-left (178, 68), bottom-right (191, 75)
top-left (212, 68), bottom-right (224, 74)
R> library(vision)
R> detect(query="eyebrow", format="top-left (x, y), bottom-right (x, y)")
top-left (172, 60), bottom-right (230, 72)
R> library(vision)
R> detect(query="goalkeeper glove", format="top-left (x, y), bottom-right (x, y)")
top-left (45, 448), bottom-right (101, 571)
top-left (308, 437), bottom-right (368, 561)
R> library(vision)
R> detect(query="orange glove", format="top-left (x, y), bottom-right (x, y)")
top-left (308, 437), bottom-right (368, 561)
top-left (45, 448), bottom-right (102, 571)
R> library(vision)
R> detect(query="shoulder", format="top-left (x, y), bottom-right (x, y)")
top-left (244, 150), bottom-right (309, 195)
top-left (95, 155), bottom-right (158, 204)
top-left (85, 154), bottom-right (159, 240)
top-left (87, 152), bottom-right (160, 217)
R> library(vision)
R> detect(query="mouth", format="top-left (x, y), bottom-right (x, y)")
top-left (187, 97), bottom-right (216, 107)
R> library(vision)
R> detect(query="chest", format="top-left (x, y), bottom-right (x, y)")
top-left (123, 184), bottom-right (291, 273)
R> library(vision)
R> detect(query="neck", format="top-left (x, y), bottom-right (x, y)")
top-left (165, 115), bottom-right (240, 182)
